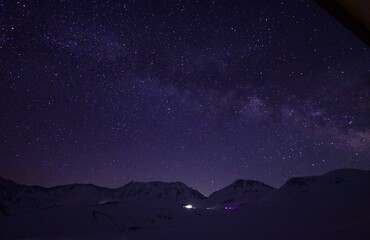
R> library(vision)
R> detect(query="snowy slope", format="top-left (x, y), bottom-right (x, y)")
top-left (2, 188), bottom-right (370, 240)
top-left (206, 180), bottom-right (276, 209)
top-left (0, 200), bottom-right (204, 239)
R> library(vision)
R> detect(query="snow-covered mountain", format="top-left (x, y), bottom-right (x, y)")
top-left (115, 181), bottom-right (206, 201)
top-left (264, 168), bottom-right (370, 204)
top-left (206, 180), bottom-right (276, 209)
top-left (0, 177), bottom-right (116, 214)
top-left (0, 177), bottom-right (205, 215)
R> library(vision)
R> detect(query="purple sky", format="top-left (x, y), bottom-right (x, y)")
top-left (1, 0), bottom-right (369, 195)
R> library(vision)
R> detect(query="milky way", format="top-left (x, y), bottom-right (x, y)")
top-left (1, 0), bottom-right (369, 195)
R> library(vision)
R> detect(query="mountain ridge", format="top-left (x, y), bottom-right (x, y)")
top-left (1, 167), bottom-right (370, 197)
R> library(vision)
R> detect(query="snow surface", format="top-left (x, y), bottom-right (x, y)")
top-left (1, 168), bottom-right (370, 240)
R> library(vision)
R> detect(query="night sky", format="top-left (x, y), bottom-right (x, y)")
top-left (1, 0), bottom-right (369, 195)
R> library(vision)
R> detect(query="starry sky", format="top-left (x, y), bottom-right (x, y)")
top-left (1, 0), bottom-right (369, 195)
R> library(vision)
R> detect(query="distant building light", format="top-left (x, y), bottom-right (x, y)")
top-left (182, 204), bottom-right (194, 209)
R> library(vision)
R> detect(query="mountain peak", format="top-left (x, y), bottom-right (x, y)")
top-left (281, 168), bottom-right (370, 189)
top-left (231, 179), bottom-right (271, 188)
top-left (206, 179), bottom-right (276, 208)
top-left (264, 168), bottom-right (370, 204)
top-left (118, 180), bottom-right (206, 200)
